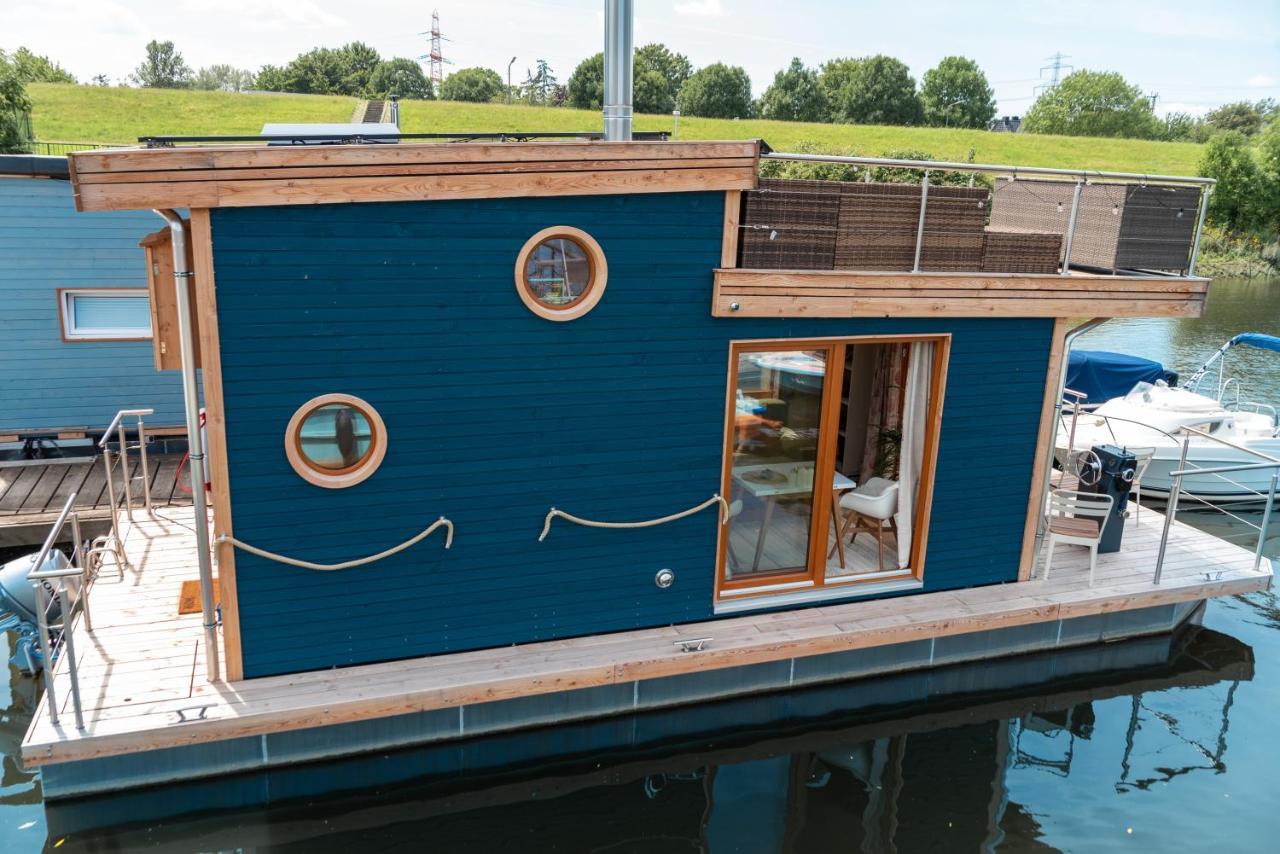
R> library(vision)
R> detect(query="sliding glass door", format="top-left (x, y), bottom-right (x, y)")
top-left (718, 336), bottom-right (949, 600)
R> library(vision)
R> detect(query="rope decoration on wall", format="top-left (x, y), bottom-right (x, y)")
top-left (538, 494), bottom-right (729, 543)
top-left (216, 516), bottom-right (454, 571)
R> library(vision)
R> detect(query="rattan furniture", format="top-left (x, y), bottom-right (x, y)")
top-left (739, 178), bottom-right (840, 269)
top-left (988, 179), bottom-right (1202, 273)
top-left (982, 230), bottom-right (1063, 274)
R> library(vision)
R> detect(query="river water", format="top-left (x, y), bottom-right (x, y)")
top-left (1, 278), bottom-right (1277, 852)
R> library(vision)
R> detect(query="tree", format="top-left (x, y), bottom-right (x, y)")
top-left (368, 58), bottom-right (432, 100)
top-left (567, 44), bottom-right (689, 114)
top-left (635, 43), bottom-right (690, 112)
top-left (920, 56), bottom-right (995, 128)
top-left (759, 58), bottom-right (828, 123)
top-left (827, 55), bottom-right (923, 125)
top-left (439, 67), bottom-right (504, 103)
top-left (91, 73), bottom-right (111, 87)
top-left (0, 47), bottom-right (76, 83)
top-left (520, 59), bottom-right (559, 106)
top-left (0, 67), bottom-right (32, 153)
top-left (676, 63), bottom-right (752, 119)
top-left (337, 42), bottom-right (381, 96)
top-left (131, 40), bottom-right (193, 89)
top-left (254, 64), bottom-right (287, 92)
top-left (567, 53), bottom-right (603, 110)
top-left (1198, 131), bottom-right (1269, 231)
top-left (1204, 100), bottom-right (1266, 137)
top-left (1160, 111), bottom-right (1207, 142)
top-left (1022, 70), bottom-right (1160, 138)
top-left (193, 64), bottom-right (255, 92)
top-left (271, 48), bottom-right (345, 94)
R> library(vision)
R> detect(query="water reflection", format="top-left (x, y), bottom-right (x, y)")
top-left (36, 623), bottom-right (1255, 852)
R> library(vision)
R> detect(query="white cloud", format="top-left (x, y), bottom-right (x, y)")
top-left (177, 0), bottom-right (347, 31)
top-left (1246, 74), bottom-right (1276, 88)
top-left (673, 0), bottom-right (724, 17)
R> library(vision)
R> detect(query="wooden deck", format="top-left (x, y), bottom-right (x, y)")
top-left (22, 503), bottom-right (1271, 769)
top-left (0, 453), bottom-right (192, 546)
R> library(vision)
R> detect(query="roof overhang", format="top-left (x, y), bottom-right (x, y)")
top-left (67, 140), bottom-right (761, 212)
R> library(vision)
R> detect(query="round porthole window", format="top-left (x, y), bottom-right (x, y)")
top-left (285, 393), bottom-right (387, 488)
top-left (515, 226), bottom-right (608, 321)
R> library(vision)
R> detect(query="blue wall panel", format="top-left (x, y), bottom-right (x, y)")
top-left (210, 193), bottom-right (1054, 678)
top-left (0, 175), bottom-right (187, 431)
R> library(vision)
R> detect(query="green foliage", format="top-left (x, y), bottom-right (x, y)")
top-left (758, 139), bottom-right (990, 189)
top-left (759, 59), bottom-right (828, 123)
top-left (567, 53), bottom-right (603, 110)
top-left (827, 55), bottom-right (923, 126)
top-left (192, 65), bottom-right (255, 93)
top-left (1161, 111), bottom-right (1209, 143)
top-left (132, 40), bottom-right (193, 89)
top-left (1204, 100), bottom-right (1271, 137)
top-left (635, 43), bottom-right (690, 113)
top-left (368, 59), bottom-right (432, 100)
top-left (0, 47), bottom-right (75, 83)
top-left (0, 66), bottom-right (33, 153)
top-left (251, 43), bottom-right (382, 96)
top-left (1199, 131), bottom-right (1269, 231)
top-left (818, 59), bottom-right (860, 111)
top-left (676, 63), bottom-right (752, 119)
top-left (520, 59), bottom-right (560, 106)
top-left (1023, 70), bottom-right (1160, 139)
top-left (920, 56), bottom-right (995, 129)
top-left (440, 67), bottom-right (504, 103)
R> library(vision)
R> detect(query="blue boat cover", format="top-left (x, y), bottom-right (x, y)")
top-left (1066, 350), bottom-right (1178, 405)
top-left (1231, 333), bottom-right (1280, 353)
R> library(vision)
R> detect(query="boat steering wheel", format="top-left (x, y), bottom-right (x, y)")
top-left (1074, 450), bottom-right (1103, 487)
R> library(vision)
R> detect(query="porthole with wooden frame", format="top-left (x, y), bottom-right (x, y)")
top-left (285, 393), bottom-right (387, 489)
top-left (514, 226), bottom-right (608, 321)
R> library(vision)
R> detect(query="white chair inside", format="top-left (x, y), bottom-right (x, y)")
top-left (1043, 489), bottom-right (1114, 586)
top-left (831, 477), bottom-right (900, 572)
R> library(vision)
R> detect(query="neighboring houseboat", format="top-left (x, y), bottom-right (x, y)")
top-left (0, 155), bottom-right (186, 443)
top-left (14, 13), bottom-right (1272, 817)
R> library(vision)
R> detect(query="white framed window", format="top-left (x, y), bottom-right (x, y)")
top-left (58, 289), bottom-right (152, 341)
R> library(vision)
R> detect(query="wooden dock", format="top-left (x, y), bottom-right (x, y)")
top-left (22, 501), bottom-right (1271, 776)
top-left (0, 453), bottom-right (191, 547)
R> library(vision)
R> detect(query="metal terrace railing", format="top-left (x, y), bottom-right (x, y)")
top-left (97, 408), bottom-right (156, 571)
top-left (30, 140), bottom-right (110, 156)
top-left (752, 150), bottom-right (1213, 277)
top-left (26, 492), bottom-right (93, 729)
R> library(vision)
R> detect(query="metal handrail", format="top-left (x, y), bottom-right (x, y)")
top-left (761, 150), bottom-right (1215, 276)
top-left (26, 492), bottom-right (92, 730)
top-left (97, 408), bottom-right (155, 572)
top-left (1153, 427), bottom-right (1280, 583)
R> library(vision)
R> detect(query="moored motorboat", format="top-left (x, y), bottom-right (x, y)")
top-left (1057, 334), bottom-right (1280, 501)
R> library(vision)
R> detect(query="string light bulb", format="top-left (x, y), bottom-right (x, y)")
top-left (1056, 202), bottom-right (1063, 213)
top-left (769, 229), bottom-right (778, 241)
top-left (1177, 208), bottom-right (1184, 218)
top-left (1112, 204), bottom-right (1119, 216)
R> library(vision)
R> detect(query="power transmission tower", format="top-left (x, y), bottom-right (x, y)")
top-left (1034, 52), bottom-right (1073, 96)
top-left (419, 10), bottom-right (452, 87)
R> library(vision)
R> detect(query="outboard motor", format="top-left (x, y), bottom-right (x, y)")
top-left (1081, 444), bottom-right (1136, 554)
top-left (0, 549), bottom-right (76, 674)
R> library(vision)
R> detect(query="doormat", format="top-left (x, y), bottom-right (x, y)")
top-left (178, 579), bottom-right (219, 615)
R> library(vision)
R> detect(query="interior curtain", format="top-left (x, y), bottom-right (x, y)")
top-left (896, 341), bottom-right (935, 569)
top-left (859, 344), bottom-right (910, 484)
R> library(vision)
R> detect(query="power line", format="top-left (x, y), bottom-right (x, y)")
top-left (1034, 52), bottom-right (1073, 97)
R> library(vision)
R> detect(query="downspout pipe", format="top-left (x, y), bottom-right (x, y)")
top-left (1032, 317), bottom-right (1109, 558)
top-left (154, 209), bottom-right (221, 683)
top-left (602, 0), bottom-right (634, 141)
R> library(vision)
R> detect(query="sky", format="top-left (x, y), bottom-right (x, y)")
top-left (7, 0), bottom-right (1278, 117)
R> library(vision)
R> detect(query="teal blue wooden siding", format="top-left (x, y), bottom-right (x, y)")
top-left (0, 176), bottom-right (186, 430)
top-left (210, 194), bottom-right (1054, 678)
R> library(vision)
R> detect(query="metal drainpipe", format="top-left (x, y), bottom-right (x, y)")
top-left (1032, 317), bottom-right (1110, 558)
top-left (154, 209), bottom-right (221, 683)
top-left (602, 0), bottom-right (634, 141)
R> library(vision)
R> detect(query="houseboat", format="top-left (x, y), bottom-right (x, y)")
top-left (14, 9), bottom-right (1272, 821)
top-left (0, 155), bottom-right (189, 546)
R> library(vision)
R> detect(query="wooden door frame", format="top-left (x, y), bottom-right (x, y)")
top-left (714, 333), bottom-right (951, 603)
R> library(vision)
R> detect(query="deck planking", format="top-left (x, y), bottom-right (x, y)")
top-left (0, 453), bottom-right (191, 545)
top-left (22, 502), bottom-right (1272, 768)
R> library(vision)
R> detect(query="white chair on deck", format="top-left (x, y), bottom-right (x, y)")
top-left (1126, 447), bottom-right (1156, 527)
top-left (1043, 489), bottom-right (1114, 586)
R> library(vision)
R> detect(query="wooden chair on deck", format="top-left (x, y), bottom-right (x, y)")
top-left (829, 477), bottom-right (899, 572)
top-left (1043, 489), bottom-right (1114, 586)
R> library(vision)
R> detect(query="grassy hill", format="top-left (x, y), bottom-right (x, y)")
top-left (28, 83), bottom-right (1206, 176)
